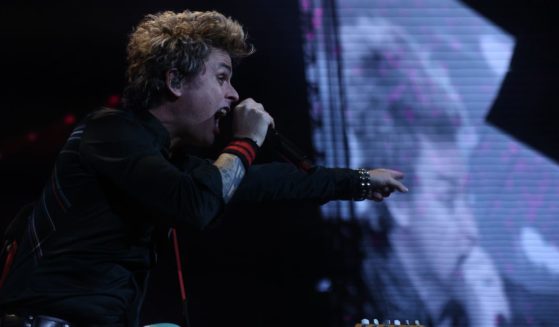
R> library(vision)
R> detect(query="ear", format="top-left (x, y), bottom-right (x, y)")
top-left (384, 197), bottom-right (412, 228)
top-left (165, 69), bottom-right (183, 97)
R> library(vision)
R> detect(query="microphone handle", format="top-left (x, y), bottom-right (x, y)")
top-left (268, 128), bottom-right (315, 172)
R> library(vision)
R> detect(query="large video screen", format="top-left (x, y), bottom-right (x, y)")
top-left (300, 0), bottom-right (559, 325)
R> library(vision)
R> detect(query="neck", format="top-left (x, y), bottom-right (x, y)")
top-left (149, 105), bottom-right (200, 153)
top-left (149, 105), bottom-right (177, 138)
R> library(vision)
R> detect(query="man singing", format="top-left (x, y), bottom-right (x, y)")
top-left (0, 10), bottom-right (407, 326)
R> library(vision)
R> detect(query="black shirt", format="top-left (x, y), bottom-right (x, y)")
top-left (0, 108), bottom-right (360, 326)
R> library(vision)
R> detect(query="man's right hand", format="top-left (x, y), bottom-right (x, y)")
top-left (232, 98), bottom-right (275, 147)
top-left (367, 168), bottom-right (408, 201)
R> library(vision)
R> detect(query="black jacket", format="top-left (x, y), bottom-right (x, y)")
top-left (0, 108), bottom-right (360, 326)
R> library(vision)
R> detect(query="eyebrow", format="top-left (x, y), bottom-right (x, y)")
top-left (218, 62), bottom-right (232, 74)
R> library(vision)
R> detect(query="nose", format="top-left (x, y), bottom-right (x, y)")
top-left (226, 83), bottom-right (239, 103)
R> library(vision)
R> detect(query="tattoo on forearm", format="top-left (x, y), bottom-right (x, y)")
top-left (214, 153), bottom-right (246, 203)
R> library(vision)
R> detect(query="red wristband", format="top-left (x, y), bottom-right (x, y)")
top-left (222, 138), bottom-right (259, 170)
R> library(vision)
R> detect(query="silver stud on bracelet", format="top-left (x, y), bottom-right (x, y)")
top-left (356, 168), bottom-right (372, 201)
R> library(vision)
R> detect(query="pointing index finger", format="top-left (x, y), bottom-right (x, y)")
top-left (390, 179), bottom-right (409, 193)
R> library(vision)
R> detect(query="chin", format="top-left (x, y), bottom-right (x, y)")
top-left (200, 137), bottom-right (218, 148)
top-left (185, 131), bottom-right (215, 146)
top-left (203, 134), bottom-right (217, 146)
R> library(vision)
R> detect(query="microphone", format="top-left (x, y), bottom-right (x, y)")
top-left (265, 127), bottom-right (315, 172)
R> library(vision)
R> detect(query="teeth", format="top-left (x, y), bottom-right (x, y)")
top-left (215, 108), bottom-right (228, 119)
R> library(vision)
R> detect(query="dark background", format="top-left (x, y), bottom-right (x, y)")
top-left (462, 0), bottom-right (559, 163)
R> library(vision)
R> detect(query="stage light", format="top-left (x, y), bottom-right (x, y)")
top-left (26, 132), bottom-right (37, 143)
top-left (105, 94), bottom-right (121, 108)
top-left (64, 113), bottom-right (76, 126)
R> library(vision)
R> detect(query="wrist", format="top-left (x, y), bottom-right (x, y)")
top-left (222, 137), bottom-right (259, 171)
top-left (353, 168), bottom-right (372, 201)
top-left (233, 135), bottom-right (260, 147)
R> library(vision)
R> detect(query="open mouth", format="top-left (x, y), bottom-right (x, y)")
top-left (215, 107), bottom-right (229, 120)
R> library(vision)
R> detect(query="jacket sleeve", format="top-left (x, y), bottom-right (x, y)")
top-left (231, 162), bottom-right (360, 204)
top-left (79, 113), bottom-right (223, 230)
top-left (172, 153), bottom-right (361, 205)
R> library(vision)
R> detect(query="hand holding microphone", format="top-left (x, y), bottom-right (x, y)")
top-left (219, 98), bottom-right (315, 171)
top-left (231, 98), bottom-right (274, 147)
